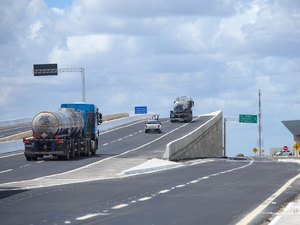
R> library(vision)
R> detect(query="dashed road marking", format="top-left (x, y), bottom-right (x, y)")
top-left (158, 189), bottom-right (170, 194)
top-left (111, 204), bottom-right (128, 210)
top-left (0, 169), bottom-right (13, 174)
top-left (138, 197), bottom-right (152, 201)
top-left (76, 213), bottom-right (109, 221)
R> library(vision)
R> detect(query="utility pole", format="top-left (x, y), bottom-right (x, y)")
top-left (224, 118), bottom-right (227, 157)
top-left (258, 89), bottom-right (262, 156)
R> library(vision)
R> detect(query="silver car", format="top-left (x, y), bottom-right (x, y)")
top-left (145, 119), bottom-right (162, 133)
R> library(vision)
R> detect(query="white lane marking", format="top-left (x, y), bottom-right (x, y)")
top-left (118, 138), bottom-right (122, 141)
top-left (190, 180), bottom-right (199, 184)
top-left (158, 189), bottom-right (170, 194)
top-left (79, 159), bottom-right (255, 219)
top-left (0, 169), bottom-right (13, 174)
top-left (111, 204), bottom-right (129, 210)
top-left (103, 143), bottom-right (109, 146)
top-left (0, 152), bottom-right (23, 159)
top-left (236, 172), bottom-right (300, 225)
top-left (36, 161), bottom-right (44, 164)
top-left (20, 164), bottom-right (30, 168)
top-left (76, 213), bottom-right (104, 220)
top-left (138, 197), bottom-right (152, 201)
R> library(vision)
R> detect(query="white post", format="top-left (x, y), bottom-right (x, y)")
top-left (81, 68), bottom-right (85, 102)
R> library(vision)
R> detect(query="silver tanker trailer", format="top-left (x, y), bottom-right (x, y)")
top-left (170, 96), bottom-right (194, 122)
top-left (23, 103), bottom-right (102, 161)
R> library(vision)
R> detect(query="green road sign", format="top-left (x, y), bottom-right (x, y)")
top-left (239, 114), bottom-right (257, 123)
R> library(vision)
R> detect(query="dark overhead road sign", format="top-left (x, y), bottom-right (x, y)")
top-left (33, 63), bottom-right (58, 76)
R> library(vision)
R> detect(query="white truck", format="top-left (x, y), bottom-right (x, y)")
top-left (170, 96), bottom-right (194, 122)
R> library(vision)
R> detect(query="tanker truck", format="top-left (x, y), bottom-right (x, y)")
top-left (23, 103), bottom-right (102, 161)
top-left (170, 96), bottom-right (194, 122)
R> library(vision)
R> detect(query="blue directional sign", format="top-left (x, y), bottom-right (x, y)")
top-left (135, 106), bottom-right (147, 114)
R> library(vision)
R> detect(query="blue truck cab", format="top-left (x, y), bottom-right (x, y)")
top-left (61, 103), bottom-right (102, 138)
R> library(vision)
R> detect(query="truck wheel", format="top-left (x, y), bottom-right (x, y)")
top-left (70, 140), bottom-right (75, 158)
top-left (86, 141), bottom-right (91, 156)
top-left (25, 156), bottom-right (31, 161)
top-left (66, 151), bottom-right (70, 160)
top-left (31, 156), bottom-right (38, 161)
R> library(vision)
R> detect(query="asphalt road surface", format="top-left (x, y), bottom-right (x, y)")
top-left (0, 117), bottom-right (299, 225)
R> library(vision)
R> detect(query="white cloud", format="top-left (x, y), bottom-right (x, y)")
top-left (50, 34), bottom-right (113, 64)
top-left (1, 0), bottom-right (300, 156)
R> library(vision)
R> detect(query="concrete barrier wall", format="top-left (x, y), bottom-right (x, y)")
top-left (163, 111), bottom-right (223, 161)
top-left (102, 113), bottom-right (129, 121)
top-left (0, 118), bottom-right (31, 128)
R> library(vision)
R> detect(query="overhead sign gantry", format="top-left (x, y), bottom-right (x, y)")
top-left (33, 64), bottom-right (86, 102)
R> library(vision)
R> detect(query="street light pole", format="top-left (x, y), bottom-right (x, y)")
top-left (258, 89), bottom-right (262, 156)
top-left (224, 118), bottom-right (227, 157)
top-left (81, 68), bottom-right (85, 102)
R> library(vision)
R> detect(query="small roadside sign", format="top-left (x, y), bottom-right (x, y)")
top-left (135, 106), bottom-right (147, 114)
top-left (293, 143), bottom-right (300, 151)
top-left (283, 146), bottom-right (289, 151)
top-left (253, 147), bottom-right (258, 154)
top-left (239, 114), bottom-right (257, 124)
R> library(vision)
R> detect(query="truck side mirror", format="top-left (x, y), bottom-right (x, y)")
top-left (97, 113), bottom-right (102, 125)
top-left (96, 108), bottom-right (102, 125)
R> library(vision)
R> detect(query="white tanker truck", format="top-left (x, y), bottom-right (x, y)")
top-left (23, 103), bottom-right (102, 161)
top-left (170, 96), bottom-right (194, 122)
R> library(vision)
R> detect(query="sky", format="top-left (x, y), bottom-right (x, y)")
top-left (1, 0), bottom-right (300, 156)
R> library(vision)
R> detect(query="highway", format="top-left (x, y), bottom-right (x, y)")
top-left (0, 117), bottom-right (299, 225)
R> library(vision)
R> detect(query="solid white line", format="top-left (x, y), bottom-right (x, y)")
top-left (235, 173), bottom-right (300, 225)
top-left (0, 169), bottom-right (13, 174)
top-left (0, 152), bottom-right (23, 159)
